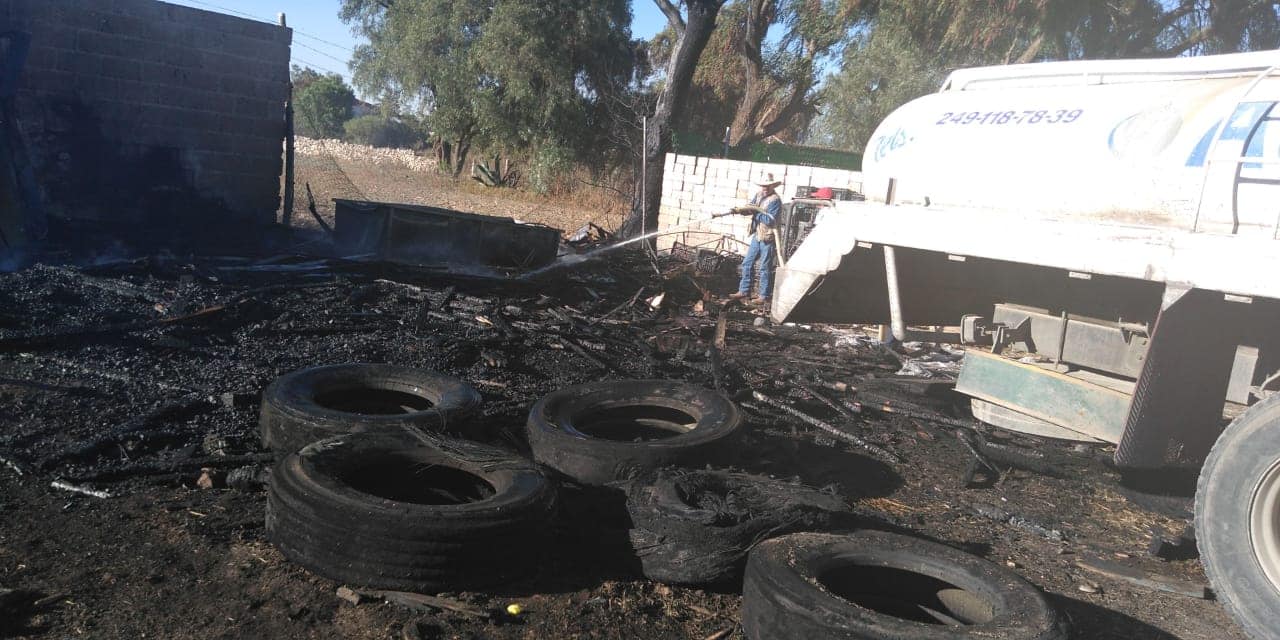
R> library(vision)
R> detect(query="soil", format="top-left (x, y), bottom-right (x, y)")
top-left (0, 248), bottom-right (1249, 640)
top-left (286, 148), bottom-right (624, 238)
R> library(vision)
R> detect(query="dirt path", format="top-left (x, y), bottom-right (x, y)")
top-left (284, 143), bottom-right (622, 237)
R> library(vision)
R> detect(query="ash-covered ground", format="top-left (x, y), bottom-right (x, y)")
top-left (0, 251), bottom-right (1243, 639)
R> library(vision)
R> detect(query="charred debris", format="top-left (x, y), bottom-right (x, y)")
top-left (2, 248), bottom-right (1022, 493)
top-left (0, 238), bottom-right (1204, 636)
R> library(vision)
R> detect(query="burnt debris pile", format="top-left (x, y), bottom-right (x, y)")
top-left (0, 246), bottom-right (1197, 639)
top-left (0, 249), bottom-right (913, 491)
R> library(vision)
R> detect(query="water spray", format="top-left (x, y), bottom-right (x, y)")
top-left (519, 205), bottom-right (766, 279)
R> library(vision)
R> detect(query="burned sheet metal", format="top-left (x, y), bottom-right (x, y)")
top-left (334, 199), bottom-right (561, 270)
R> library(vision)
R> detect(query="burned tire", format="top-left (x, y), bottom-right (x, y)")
top-left (1196, 394), bottom-right (1280, 640)
top-left (266, 434), bottom-right (555, 592)
top-left (742, 532), bottom-right (1068, 640)
top-left (260, 364), bottom-right (482, 452)
top-left (625, 468), bottom-right (848, 585)
top-left (527, 380), bottom-right (741, 485)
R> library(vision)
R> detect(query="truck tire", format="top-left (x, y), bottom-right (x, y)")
top-left (1196, 394), bottom-right (1280, 640)
top-left (260, 363), bottom-right (482, 452)
top-left (526, 380), bottom-right (741, 485)
top-left (742, 531), bottom-right (1068, 640)
top-left (624, 468), bottom-right (848, 585)
top-left (266, 434), bottom-right (555, 592)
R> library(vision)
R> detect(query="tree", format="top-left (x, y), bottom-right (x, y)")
top-left (343, 114), bottom-right (425, 148)
top-left (621, 0), bottom-right (727, 238)
top-left (294, 74), bottom-right (354, 139)
top-left (808, 12), bottom-right (949, 152)
top-left (891, 0), bottom-right (1280, 63)
top-left (340, 0), bottom-right (638, 182)
top-left (290, 65), bottom-right (326, 96)
top-left (812, 0), bottom-right (1280, 153)
top-left (649, 0), bottom-right (870, 147)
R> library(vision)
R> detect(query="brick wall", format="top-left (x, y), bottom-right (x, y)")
top-left (0, 0), bottom-right (291, 227)
top-left (657, 154), bottom-right (863, 254)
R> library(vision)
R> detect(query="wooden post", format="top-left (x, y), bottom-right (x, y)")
top-left (280, 12), bottom-right (295, 227)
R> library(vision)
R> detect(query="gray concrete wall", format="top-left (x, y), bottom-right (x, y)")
top-left (0, 0), bottom-right (291, 225)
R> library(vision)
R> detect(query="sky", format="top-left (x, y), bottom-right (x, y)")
top-left (164, 0), bottom-right (672, 89)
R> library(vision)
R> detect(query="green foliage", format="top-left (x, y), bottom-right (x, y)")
top-left (294, 74), bottom-right (354, 139)
top-left (341, 0), bottom-right (639, 179)
top-left (343, 115), bottom-right (424, 149)
top-left (808, 17), bottom-right (949, 153)
top-left (655, 0), bottom-right (870, 146)
top-left (890, 0), bottom-right (1280, 62)
top-left (527, 144), bottom-right (573, 194)
top-left (290, 65), bottom-right (326, 95)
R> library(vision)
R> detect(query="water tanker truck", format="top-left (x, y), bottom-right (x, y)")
top-left (772, 49), bottom-right (1280, 639)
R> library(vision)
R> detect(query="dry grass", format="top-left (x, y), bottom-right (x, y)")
top-left (284, 147), bottom-right (631, 236)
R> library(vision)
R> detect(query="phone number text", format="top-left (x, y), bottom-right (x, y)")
top-left (936, 109), bottom-right (1084, 126)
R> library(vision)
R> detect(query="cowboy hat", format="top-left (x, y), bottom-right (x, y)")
top-left (755, 173), bottom-right (782, 188)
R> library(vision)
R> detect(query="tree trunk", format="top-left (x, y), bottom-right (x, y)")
top-left (437, 138), bottom-right (471, 178)
top-left (727, 0), bottom-right (776, 147)
top-left (451, 138), bottom-right (470, 178)
top-left (621, 0), bottom-right (725, 238)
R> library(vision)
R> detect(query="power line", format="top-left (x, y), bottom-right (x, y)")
top-left (179, 0), bottom-right (357, 53)
top-left (292, 57), bottom-right (346, 78)
top-left (295, 40), bottom-right (350, 68)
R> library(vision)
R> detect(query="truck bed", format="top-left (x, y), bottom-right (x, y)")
top-left (775, 200), bottom-right (1280, 320)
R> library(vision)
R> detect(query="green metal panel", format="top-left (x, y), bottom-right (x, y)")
top-left (956, 349), bottom-right (1132, 443)
top-left (670, 131), bottom-right (863, 171)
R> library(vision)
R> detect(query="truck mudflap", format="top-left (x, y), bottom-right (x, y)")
top-left (771, 215), bottom-right (860, 323)
top-left (1115, 287), bottom-right (1239, 469)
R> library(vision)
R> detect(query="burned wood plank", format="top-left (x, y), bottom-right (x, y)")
top-left (487, 303), bottom-right (519, 339)
top-left (967, 502), bottom-right (1064, 542)
top-left (66, 453), bottom-right (277, 483)
top-left (792, 378), bottom-right (859, 422)
top-left (0, 453), bottom-right (28, 477)
top-left (956, 429), bottom-right (1001, 487)
top-left (0, 305), bottom-right (227, 352)
top-left (589, 287), bottom-right (645, 327)
top-left (750, 391), bottom-right (902, 464)
top-left (714, 307), bottom-right (729, 350)
top-left (45, 266), bottom-right (165, 303)
top-left (708, 342), bottom-right (727, 392)
top-left (50, 479), bottom-right (112, 499)
top-left (304, 182), bottom-right (333, 235)
top-left (437, 285), bottom-right (457, 309)
top-left (344, 587), bottom-right (491, 618)
top-left (1076, 556), bottom-right (1210, 599)
top-left (38, 396), bottom-right (217, 469)
top-left (559, 337), bottom-right (624, 374)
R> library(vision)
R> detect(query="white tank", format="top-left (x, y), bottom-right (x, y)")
top-left (860, 49), bottom-right (1280, 236)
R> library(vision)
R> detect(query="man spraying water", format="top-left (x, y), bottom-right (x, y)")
top-left (727, 174), bottom-right (782, 305)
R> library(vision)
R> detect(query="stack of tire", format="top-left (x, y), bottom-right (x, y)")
top-left (524, 379), bottom-right (1071, 638)
top-left (260, 364), bottom-right (555, 592)
top-left (258, 368), bottom-right (1070, 638)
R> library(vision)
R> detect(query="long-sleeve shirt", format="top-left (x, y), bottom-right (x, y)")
top-left (750, 192), bottom-right (781, 230)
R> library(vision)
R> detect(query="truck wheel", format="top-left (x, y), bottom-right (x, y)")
top-left (1196, 394), bottom-right (1280, 640)
top-left (266, 434), bottom-right (555, 592)
top-left (742, 531), bottom-right (1068, 640)
top-left (259, 363), bottom-right (482, 452)
top-left (526, 380), bottom-right (741, 485)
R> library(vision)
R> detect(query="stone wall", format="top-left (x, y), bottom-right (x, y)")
top-left (295, 137), bottom-right (437, 173)
top-left (0, 0), bottom-right (291, 226)
top-left (656, 154), bottom-right (863, 254)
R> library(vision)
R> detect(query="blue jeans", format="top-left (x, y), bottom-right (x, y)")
top-left (738, 237), bottom-right (774, 299)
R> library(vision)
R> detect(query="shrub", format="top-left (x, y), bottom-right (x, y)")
top-left (343, 115), bottom-right (424, 149)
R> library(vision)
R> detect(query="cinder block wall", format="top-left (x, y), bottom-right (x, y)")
top-left (657, 154), bottom-right (863, 254)
top-left (0, 0), bottom-right (291, 224)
